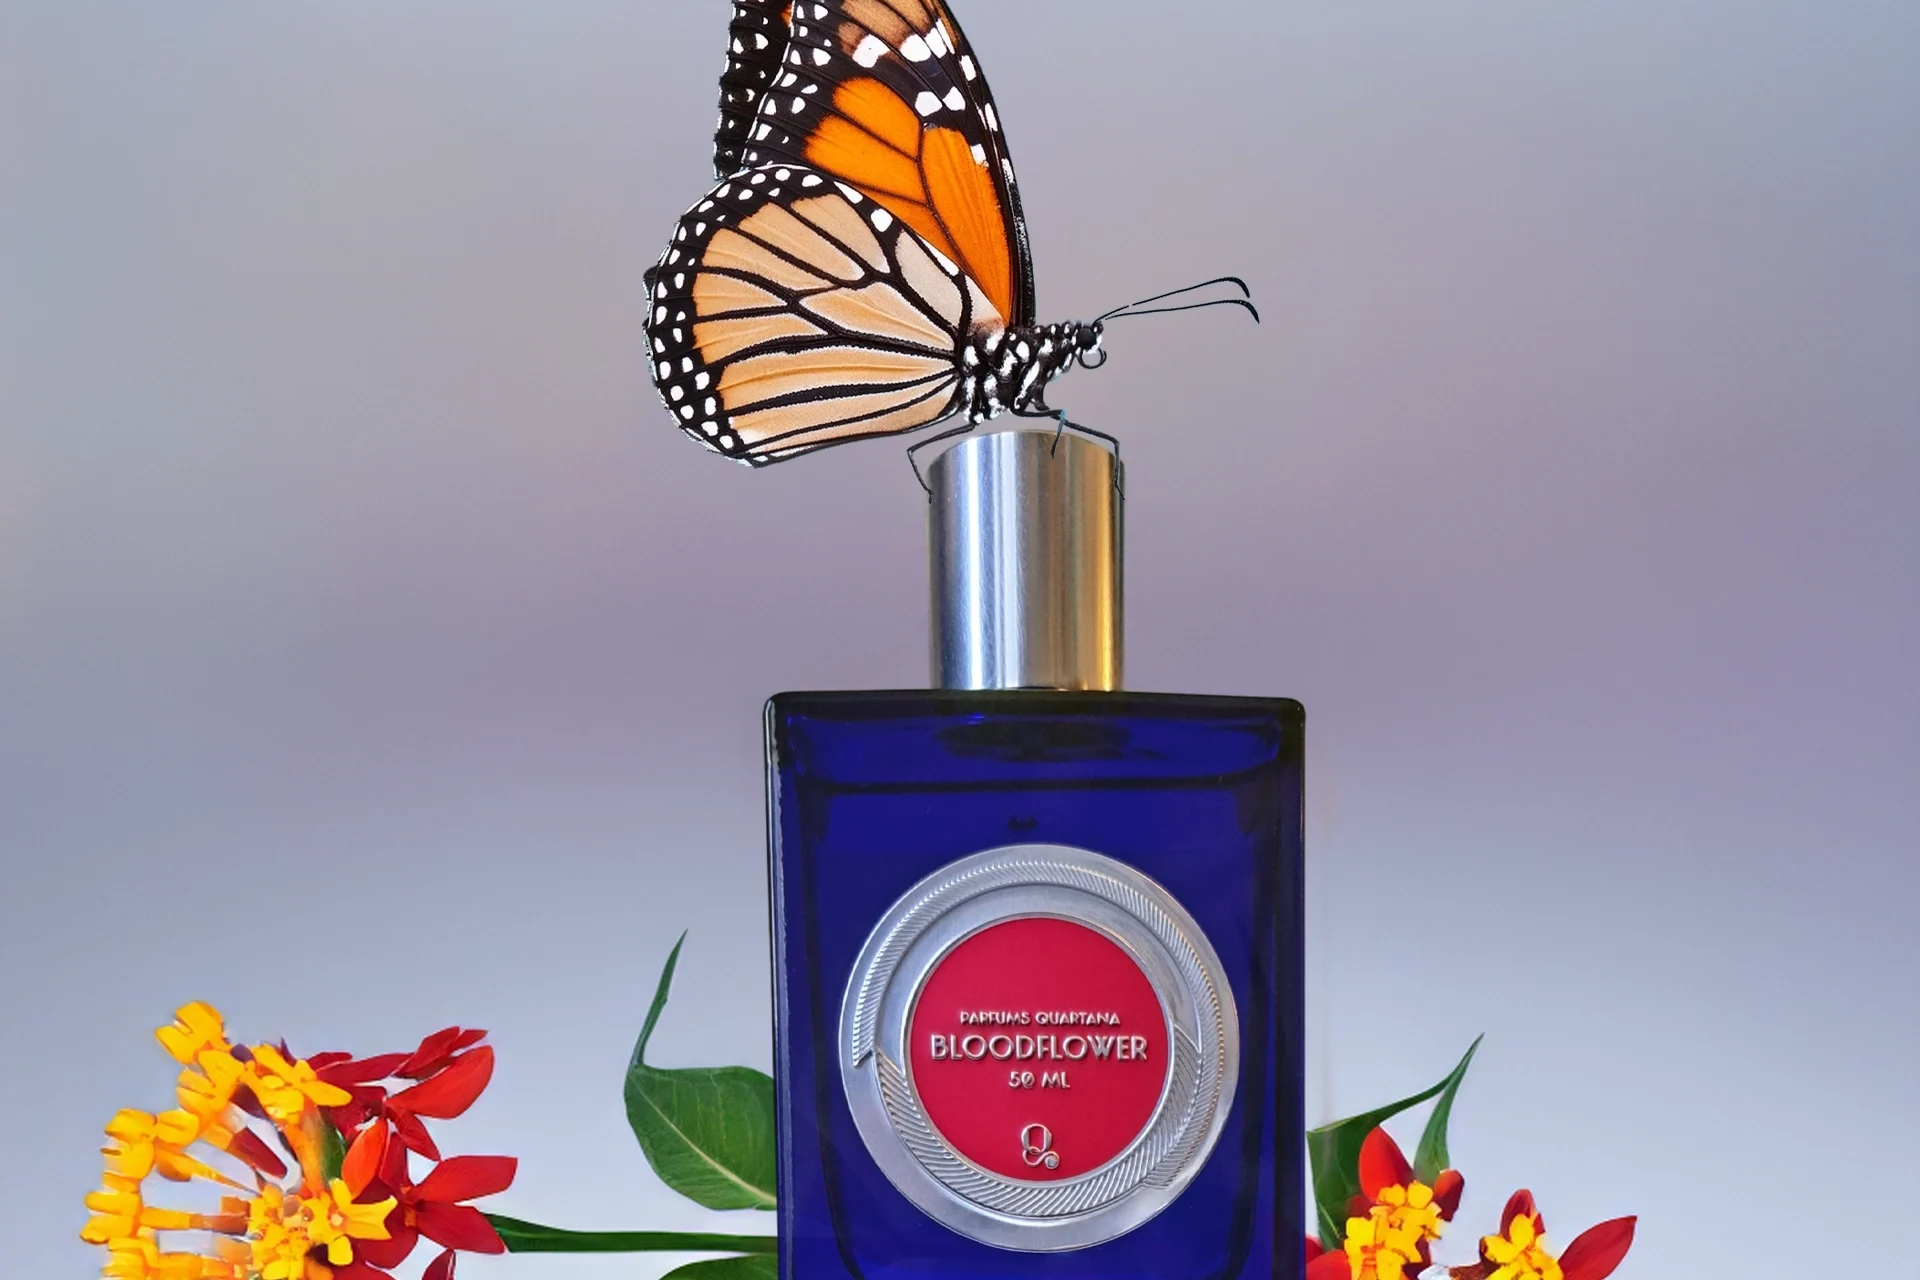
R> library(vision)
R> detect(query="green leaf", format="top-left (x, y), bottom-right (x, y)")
top-left (318, 1117), bottom-right (348, 1185)
top-left (485, 1214), bottom-right (775, 1255)
top-left (624, 934), bottom-right (779, 1211)
top-left (662, 1255), bottom-right (779, 1280)
top-left (1412, 1034), bottom-right (1482, 1183)
top-left (1306, 1036), bottom-right (1484, 1252)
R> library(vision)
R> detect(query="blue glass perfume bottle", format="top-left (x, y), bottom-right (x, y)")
top-left (766, 430), bottom-right (1303, 1280)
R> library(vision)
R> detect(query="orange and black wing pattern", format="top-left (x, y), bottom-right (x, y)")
top-left (647, 164), bottom-right (1002, 466)
top-left (712, 1), bottom-right (793, 179)
top-left (730, 0), bottom-right (1036, 328)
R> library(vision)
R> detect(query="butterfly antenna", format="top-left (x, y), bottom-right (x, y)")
top-left (1096, 276), bottom-right (1256, 324)
top-left (1105, 297), bottom-right (1261, 323)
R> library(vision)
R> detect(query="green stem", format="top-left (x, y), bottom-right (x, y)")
top-left (486, 1214), bottom-right (777, 1255)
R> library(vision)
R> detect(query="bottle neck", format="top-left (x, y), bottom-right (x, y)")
top-left (927, 428), bottom-right (1124, 692)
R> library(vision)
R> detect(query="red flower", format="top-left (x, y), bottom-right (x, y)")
top-left (336, 1115), bottom-right (516, 1280)
top-left (1356, 1127), bottom-right (1464, 1222)
top-left (1308, 1128), bottom-right (1467, 1280)
top-left (314, 1027), bottom-right (494, 1160)
top-left (1448, 1190), bottom-right (1637, 1280)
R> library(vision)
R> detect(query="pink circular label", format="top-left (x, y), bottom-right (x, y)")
top-left (907, 917), bottom-right (1170, 1181)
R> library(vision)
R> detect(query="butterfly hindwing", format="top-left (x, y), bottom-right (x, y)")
top-left (733, 0), bottom-right (1035, 327)
top-left (647, 163), bottom-right (1004, 465)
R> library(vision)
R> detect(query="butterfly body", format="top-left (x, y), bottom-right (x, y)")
top-left (960, 320), bottom-right (1105, 425)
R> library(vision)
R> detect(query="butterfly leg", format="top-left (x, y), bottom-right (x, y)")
top-left (1013, 407), bottom-right (1124, 497)
top-left (907, 421), bottom-right (980, 497)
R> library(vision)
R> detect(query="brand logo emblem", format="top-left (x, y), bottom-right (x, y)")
top-left (1020, 1124), bottom-right (1059, 1170)
top-left (839, 844), bottom-right (1240, 1252)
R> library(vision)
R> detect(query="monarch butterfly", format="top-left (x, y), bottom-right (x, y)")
top-left (645, 0), bottom-right (1254, 470)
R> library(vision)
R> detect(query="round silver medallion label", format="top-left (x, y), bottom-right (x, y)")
top-left (839, 844), bottom-right (1239, 1251)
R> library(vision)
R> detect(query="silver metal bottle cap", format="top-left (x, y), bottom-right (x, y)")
top-left (928, 429), bottom-right (1123, 691)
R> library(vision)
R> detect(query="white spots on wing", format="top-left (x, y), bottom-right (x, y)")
top-left (654, 306), bottom-right (667, 323)
top-left (671, 327), bottom-right (684, 343)
top-left (701, 420), bottom-right (720, 437)
top-left (674, 273), bottom-right (686, 288)
top-left (657, 361), bottom-right (672, 379)
top-left (853, 34), bottom-right (886, 67)
top-left (721, 433), bottom-right (739, 449)
top-left (970, 143), bottom-right (987, 165)
top-left (652, 338), bottom-right (665, 354)
top-left (914, 91), bottom-right (941, 116)
top-left (926, 24), bottom-right (952, 57)
top-left (681, 357), bottom-right (694, 373)
top-left (670, 386), bottom-right (685, 402)
top-left (791, 96), bottom-right (806, 113)
top-left (937, 20), bottom-right (956, 50)
top-left (836, 182), bottom-right (865, 203)
top-left (983, 103), bottom-right (999, 132)
top-left (943, 87), bottom-right (965, 111)
top-left (801, 173), bottom-right (823, 188)
top-left (900, 33), bottom-right (932, 62)
top-left (695, 371), bottom-right (712, 390)
top-left (960, 54), bottom-right (977, 81)
top-left (802, 83), bottom-right (818, 95)
top-left (715, 185), bottom-right (731, 199)
top-left (750, 172), bottom-right (767, 185)
top-left (811, 3), bottom-right (827, 17)
top-left (870, 207), bottom-right (894, 231)
top-left (753, 33), bottom-right (768, 49)
top-left (812, 47), bottom-right (831, 66)
top-left (679, 405), bottom-right (696, 420)
top-left (704, 397), bottom-right (718, 414)
top-left (780, 72), bottom-right (798, 88)
top-left (775, 168), bottom-right (791, 181)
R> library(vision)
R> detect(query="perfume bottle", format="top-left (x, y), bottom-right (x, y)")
top-left (766, 429), bottom-right (1303, 1280)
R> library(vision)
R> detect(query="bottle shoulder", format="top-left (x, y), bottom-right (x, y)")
top-left (766, 688), bottom-right (1302, 721)
top-left (765, 689), bottom-right (1302, 787)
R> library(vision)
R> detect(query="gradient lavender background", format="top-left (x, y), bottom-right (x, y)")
top-left (4, 3), bottom-right (1916, 1277)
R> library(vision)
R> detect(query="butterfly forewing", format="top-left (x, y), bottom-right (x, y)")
top-left (647, 163), bottom-right (1003, 466)
top-left (734, 0), bottom-right (1035, 327)
top-left (713, 1), bottom-right (794, 179)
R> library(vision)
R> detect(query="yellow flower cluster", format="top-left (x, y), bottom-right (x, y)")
top-left (1342, 1179), bottom-right (1447, 1280)
top-left (1482, 1212), bottom-right (1564, 1280)
top-left (80, 1003), bottom-right (395, 1280)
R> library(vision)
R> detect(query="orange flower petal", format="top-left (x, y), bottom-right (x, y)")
top-left (342, 1119), bottom-right (390, 1197)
